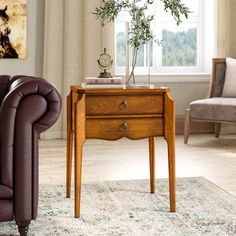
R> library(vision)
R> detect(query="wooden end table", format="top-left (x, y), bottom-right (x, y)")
top-left (66, 86), bottom-right (176, 218)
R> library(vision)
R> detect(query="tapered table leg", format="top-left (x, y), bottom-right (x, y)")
top-left (164, 92), bottom-right (176, 212)
top-left (66, 92), bottom-right (73, 198)
top-left (74, 94), bottom-right (86, 218)
top-left (167, 139), bottom-right (176, 212)
top-left (149, 137), bottom-right (155, 193)
top-left (74, 141), bottom-right (83, 218)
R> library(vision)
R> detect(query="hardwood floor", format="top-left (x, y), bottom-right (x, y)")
top-left (39, 134), bottom-right (236, 196)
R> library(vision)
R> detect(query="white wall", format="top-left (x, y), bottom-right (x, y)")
top-left (0, 0), bottom-right (45, 77)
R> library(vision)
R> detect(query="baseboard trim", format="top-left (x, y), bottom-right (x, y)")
top-left (176, 117), bottom-right (214, 134)
top-left (40, 131), bottom-right (63, 139)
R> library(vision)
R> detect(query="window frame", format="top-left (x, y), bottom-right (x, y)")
top-left (114, 0), bottom-right (216, 76)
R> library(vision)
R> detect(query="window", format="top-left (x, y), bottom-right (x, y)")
top-left (115, 0), bottom-right (215, 75)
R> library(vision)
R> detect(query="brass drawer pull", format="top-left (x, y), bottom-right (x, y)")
top-left (120, 122), bottom-right (128, 131)
top-left (120, 100), bottom-right (128, 110)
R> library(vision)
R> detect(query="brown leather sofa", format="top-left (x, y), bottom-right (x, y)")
top-left (0, 75), bottom-right (61, 235)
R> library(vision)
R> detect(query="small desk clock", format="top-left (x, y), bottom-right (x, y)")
top-left (97, 48), bottom-right (113, 78)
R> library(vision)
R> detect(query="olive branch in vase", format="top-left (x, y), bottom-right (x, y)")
top-left (94, 0), bottom-right (190, 85)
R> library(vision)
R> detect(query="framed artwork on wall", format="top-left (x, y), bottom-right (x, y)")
top-left (0, 0), bottom-right (26, 59)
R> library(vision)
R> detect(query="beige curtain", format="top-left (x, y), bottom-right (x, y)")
top-left (42, 0), bottom-right (114, 139)
top-left (217, 0), bottom-right (236, 57)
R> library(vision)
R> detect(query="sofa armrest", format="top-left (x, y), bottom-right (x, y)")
top-left (5, 77), bottom-right (61, 132)
top-left (0, 77), bottom-right (61, 222)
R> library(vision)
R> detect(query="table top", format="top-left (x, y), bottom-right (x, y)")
top-left (70, 85), bottom-right (170, 95)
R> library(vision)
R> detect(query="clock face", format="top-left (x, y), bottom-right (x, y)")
top-left (97, 48), bottom-right (113, 77)
top-left (99, 54), bottom-right (112, 68)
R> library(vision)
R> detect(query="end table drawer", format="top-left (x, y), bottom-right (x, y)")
top-left (86, 118), bottom-right (163, 140)
top-left (86, 95), bottom-right (163, 115)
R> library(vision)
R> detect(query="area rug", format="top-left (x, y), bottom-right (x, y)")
top-left (0, 177), bottom-right (235, 236)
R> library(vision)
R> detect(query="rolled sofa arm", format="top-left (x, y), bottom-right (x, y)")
top-left (4, 76), bottom-right (61, 133)
top-left (0, 76), bottom-right (61, 223)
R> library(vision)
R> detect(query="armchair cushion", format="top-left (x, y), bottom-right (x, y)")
top-left (222, 57), bottom-right (236, 97)
top-left (190, 97), bottom-right (236, 122)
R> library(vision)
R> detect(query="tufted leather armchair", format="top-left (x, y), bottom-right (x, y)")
top-left (0, 75), bottom-right (61, 235)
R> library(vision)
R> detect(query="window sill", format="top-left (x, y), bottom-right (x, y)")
top-left (115, 73), bottom-right (211, 83)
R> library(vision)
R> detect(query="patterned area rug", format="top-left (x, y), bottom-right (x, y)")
top-left (0, 177), bottom-right (236, 236)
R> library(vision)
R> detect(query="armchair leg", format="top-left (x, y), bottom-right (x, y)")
top-left (17, 221), bottom-right (30, 236)
top-left (184, 109), bottom-right (190, 144)
top-left (215, 122), bottom-right (221, 138)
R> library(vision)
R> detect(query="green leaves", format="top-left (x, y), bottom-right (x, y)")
top-left (94, 0), bottom-right (190, 49)
top-left (161, 0), bottom-right (191, 25)
top-left (93, 0), bottom-right (123, 26)
top-left (129, 8), bottom-right (154, 49)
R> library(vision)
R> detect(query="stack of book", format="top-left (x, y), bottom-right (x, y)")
top-left (84, 77), bottom-right (124, 88)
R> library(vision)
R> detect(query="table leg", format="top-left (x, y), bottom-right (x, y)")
top-left (164, 92), bottom-right (176, 212)
top-left (66, 92), bottom-right (73, 198)
top-left (167, 139), bottom-right (176, 212)
top-left (149, 137), bottom-right (155, 193)
top-left (74, 94), bottom-right (86, 218)
top-left (74, 141), bottom-right (83, 218)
